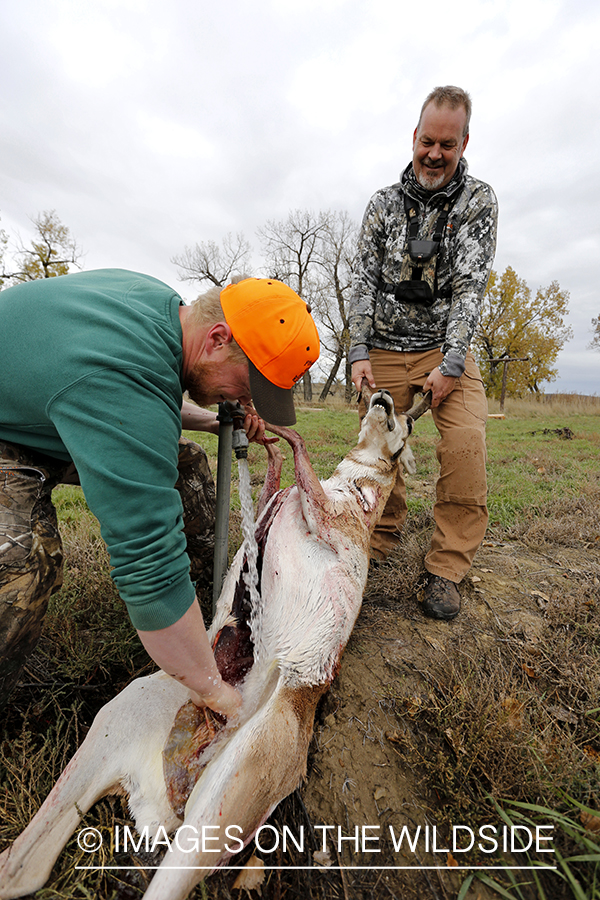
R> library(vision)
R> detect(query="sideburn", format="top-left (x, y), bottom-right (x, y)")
top-left (185, 359), bottom-right (219, 407)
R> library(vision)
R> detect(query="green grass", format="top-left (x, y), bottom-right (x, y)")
top-left (186, 400), bottom-right (600, 540)
top-left (478, 793), bottom-right (600, 900)
top-left (486, 415), bottom-right (600, 528)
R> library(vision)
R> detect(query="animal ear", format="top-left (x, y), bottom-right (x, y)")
top-left (400, 444), bottom-right (416, 475)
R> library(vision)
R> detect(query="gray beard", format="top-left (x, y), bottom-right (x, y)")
top-left (416, 168), bottom-right (445, 191)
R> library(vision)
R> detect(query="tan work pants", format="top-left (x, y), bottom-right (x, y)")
top-left (366, 348), bottom-right (488, 581)
top-left (0, 437), bottom-right (215, 709)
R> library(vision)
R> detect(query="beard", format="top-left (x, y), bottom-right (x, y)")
top-left (416, 164), bottom-right (446, 191)
top-left (184, 358), bottom-right (221, 407)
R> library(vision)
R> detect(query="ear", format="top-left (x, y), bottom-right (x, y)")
top-left (412, 126), bottom-right (418, 150)
top-left (205, 322), bottom-right (234, 357)
top-left (460, 132), bottom-right (469, 156)
top-left (400, 444), bottom-right (416, 476)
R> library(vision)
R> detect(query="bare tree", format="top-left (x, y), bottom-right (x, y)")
top-left (171, 233), bottom-right (252, 287)
top-left (311, 211), bottom-right (358, 402)
top-left (0, 221), bottom-right (8, 288)
top-left (2, 210), bottom-right (82, 284)
top-left (589, 314), bottom-right (600, 353)
top-left (171, 211), bottom-right (359, 404)
top-left (258, 210), bottom-right (332, 401)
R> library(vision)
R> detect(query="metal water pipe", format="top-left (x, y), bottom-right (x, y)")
top-left (212, 402), bottom-right (249, 614)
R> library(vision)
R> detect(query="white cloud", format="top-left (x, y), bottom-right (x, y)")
top-left (136, 113), bottom-right (216, 160)
top-left (48, 17), bottom-right (146, 88)
top-left (1, 0), bottom-right (599, 391)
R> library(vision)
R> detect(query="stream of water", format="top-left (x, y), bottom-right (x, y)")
top-left (236, 457), bottom-right (261, 647)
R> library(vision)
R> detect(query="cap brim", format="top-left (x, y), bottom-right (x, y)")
top-left (248, 360), bottom-right (297, 426)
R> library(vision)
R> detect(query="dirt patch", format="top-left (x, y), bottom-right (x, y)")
top-left (299, 531), bottom-right (600, 898)
top-left (2, 496), bottom-right (598, 900)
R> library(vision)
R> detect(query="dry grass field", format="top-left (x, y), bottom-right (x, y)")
top-left (1, 394), bottom-right (599, 900)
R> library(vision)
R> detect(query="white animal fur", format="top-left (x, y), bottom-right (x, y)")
top-left (0, 388), bottom-right (420, 900)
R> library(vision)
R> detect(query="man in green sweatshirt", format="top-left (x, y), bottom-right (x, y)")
top-left (0, 269), bottom-right (319, 717)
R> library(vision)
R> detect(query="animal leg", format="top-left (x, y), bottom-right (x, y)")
top-left (142, 681), bottom-right (326, 900)
top-left (257, 441), bottom-right (283, 517)
top-left (0, 708), bottom-right (127, 899)
top-left (267, 426), bottom-right (332, 534)
top-left (0, 673), bottom-right (183, 900)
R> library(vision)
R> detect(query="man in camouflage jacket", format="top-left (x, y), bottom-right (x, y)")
top-left (349, 86), bottom-right (498, 620)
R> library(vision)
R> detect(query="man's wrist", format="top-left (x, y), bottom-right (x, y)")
top-left (438, 351), bottom-right (465, 378)
top-left (348, 344), bottom-right (370, 365)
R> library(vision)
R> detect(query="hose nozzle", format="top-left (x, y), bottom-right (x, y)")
top-left (231, 404), bottom-right (249, 460)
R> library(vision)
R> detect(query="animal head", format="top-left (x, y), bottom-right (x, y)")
top-left (356, 382), bottom-right (432, 475)
top-left (356, 386), bottom-right (414, 474)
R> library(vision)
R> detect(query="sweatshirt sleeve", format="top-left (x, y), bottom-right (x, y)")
top-left (48, 367), bottom-right (196, 631)
top-left (348, 189), bottom-right (388, 362)
top-left (439, 181), bottom-right (498, 376)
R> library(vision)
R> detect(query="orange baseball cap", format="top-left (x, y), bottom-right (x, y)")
top-left (220, 277), bottom-right (320, 426)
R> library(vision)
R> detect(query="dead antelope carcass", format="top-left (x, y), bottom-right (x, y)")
top-left (0, 386), bottom-right (429, 900)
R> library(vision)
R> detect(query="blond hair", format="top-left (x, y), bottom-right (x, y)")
top-left (188, 284), bottom-right (247, 365)
top-left (418, 86), bottom-right (472, 136)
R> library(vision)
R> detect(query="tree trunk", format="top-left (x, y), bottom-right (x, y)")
top-left (319, 351), bottom-right (343, 401)
top-left (302, 370), bottom-right (312, 402)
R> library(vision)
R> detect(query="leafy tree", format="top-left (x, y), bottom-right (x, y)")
top-left (171, 233), bottom-right (252, 287)
top-left (3, 210), bottom-right (82, 283)
top-left (589, 314), bottom-right (600, 352)
top-left (473, 266), bottom-right (572, 397)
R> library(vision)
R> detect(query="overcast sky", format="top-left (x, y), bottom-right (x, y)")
top-left (1, 0), bottom-right (599, 394)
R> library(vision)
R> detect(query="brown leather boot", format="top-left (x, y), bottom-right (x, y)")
top-left (422, 574), bottom-right (461, 620)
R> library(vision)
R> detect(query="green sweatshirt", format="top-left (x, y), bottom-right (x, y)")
top-left (0, 268), bottom-right (196, 631)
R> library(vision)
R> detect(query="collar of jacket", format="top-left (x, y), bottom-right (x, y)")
top-left (400, 157), bottom-right (468, 205)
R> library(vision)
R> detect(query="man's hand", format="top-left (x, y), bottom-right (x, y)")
top-left (181, 399), bottom-right (271, 446)
top-left (242, 406), bottom-right (266, 444)
top-left (423, 368), bottom-right (457, 408)
top-left (351, 360), bottom-right (376, 394)
top-left (188, 678), bottom-right (242, 719)
top-left (137, 600), bottom-right (242, 721)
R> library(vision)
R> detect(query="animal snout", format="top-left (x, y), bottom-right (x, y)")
top-left (369, 390), bottom-right (397, 431)
top-left (369, 389), bottom-right (394, 414)
top-left (371, 388), bottom-right (393, 403)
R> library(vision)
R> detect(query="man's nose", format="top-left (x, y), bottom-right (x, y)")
top-left (428, 143), bottom-right (442, 160)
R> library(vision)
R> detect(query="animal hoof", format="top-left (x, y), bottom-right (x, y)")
top-left (421, 575), bottom-right (461, 620)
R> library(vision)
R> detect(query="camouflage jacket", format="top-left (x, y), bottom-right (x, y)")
top-left (348, 159), bottom-right (498, 377)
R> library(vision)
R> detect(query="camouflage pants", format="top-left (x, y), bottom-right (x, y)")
top-left (0, 436), bottom-right (215, 709)
top-left (175, 436), bottom-right (216, 588)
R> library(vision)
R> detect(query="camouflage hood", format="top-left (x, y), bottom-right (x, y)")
top-left (401, 157), bottom-right (468, 207)
top-left (348, 158), bottom-right (498, 378)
